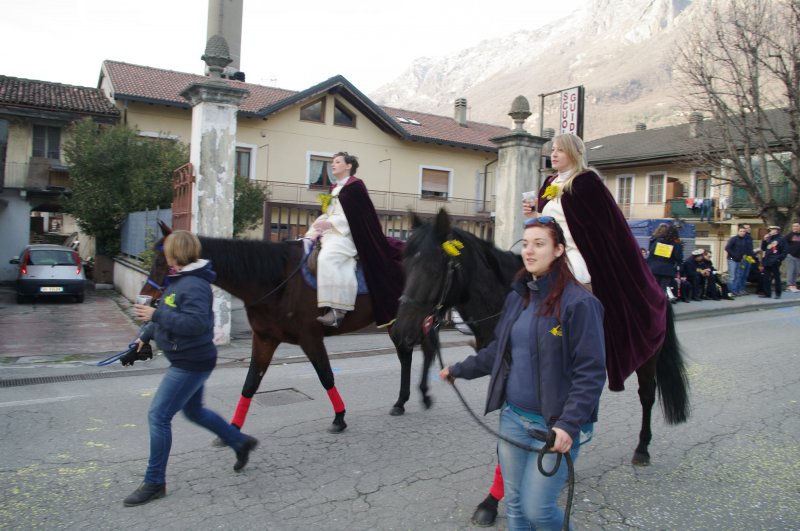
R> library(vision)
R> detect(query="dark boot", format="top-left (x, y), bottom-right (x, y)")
top-left (234, 435), bottom-right (259, 472)
top-left (123, 482), bottom-right (166, 507)
top-left (471, 494), bottom-right (499, 527)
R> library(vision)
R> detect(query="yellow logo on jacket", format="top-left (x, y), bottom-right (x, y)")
top-left (163, 293), bottom-right (177, 308)
top-left (549, 324), bottom-right (562, 337)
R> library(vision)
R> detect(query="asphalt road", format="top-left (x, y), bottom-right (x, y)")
top-left (1, 305), bottom-right (799, 530)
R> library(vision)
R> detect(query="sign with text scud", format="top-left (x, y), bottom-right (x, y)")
top-left (559, 86), bottom-right (585, 139)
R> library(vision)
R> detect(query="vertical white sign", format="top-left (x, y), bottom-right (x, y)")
top-left (559, 87), bottom-right (580, 135)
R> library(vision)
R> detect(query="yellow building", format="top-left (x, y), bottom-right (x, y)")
top-left (99, 60), bottom-right (509, 240)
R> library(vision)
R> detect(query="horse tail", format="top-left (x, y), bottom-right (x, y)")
top-left (655, 303), bottom-right (690, 424)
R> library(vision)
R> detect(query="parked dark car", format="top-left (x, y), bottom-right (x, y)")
top-left (9, 244), bottom-right (86, 303)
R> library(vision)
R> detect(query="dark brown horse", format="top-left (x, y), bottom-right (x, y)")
top-left (139, 222), bottom-right (435, 435)
top-left (391, 210), bottom-right (690, 465)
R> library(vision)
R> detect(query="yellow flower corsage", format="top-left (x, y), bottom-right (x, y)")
top-left (442, 239), bottom-right (464, 257)
top-left (317, 193), bottom-right (332, 214)
top-left (549, 324), bottom-right (562, 337)
top-left (542, 184), bottom-right (560, 200)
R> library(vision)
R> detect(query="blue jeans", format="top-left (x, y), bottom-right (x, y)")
top-left (728, 259), bottom-right (744, 293)
top-left (498, 406), bottom-right (581, 531)
top-left (145, 366), bottom-right (247, 484)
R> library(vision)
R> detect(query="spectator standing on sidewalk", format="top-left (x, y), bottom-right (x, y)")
top-left (725, 225), bottom-right (755, 296)
top-left (783, 221), bottom-right (800, 292)
top-left (759, 225), bottom-right (788, 299)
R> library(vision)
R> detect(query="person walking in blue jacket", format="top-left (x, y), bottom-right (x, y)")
top-left (440, 218), bottom-right (606, 530)
top-left (124, 230), bottom-right (258, 507)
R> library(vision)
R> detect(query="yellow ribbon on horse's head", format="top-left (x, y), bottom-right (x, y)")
top-left (442, 239), bottom-right (464, 257)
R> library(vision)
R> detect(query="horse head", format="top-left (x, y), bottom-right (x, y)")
top-left (392, 209), bottom-right (464, 350)
top-left (137, 222), bottom-right (173, 303)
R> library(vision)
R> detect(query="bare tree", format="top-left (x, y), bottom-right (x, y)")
top-left (675, 0), bottom-right (800, 228)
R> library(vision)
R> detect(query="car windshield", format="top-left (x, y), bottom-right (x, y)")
top-left (28, 250), bottom-right (76, 266)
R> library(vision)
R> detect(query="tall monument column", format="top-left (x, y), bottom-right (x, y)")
top-left (490, 96), bottom-right (548, 251)
top-left (180, 35), bottom-right (249, 344)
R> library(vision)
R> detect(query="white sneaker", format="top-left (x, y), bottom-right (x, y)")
top-left (789, 285), bottom-right (799, 293)
top-left (665, 287), bottom-right (677, 302)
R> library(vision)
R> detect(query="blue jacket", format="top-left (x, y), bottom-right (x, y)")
top-left (448, 274), bottom-right (607, 440)
top-left (646, 237), bottom-right (683, 277)
top-left (140, 259), bottom-right (217, 372)
top-left (725, 235), bottom-right (754, 262)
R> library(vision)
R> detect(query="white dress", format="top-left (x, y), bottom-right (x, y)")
top-left (541, 173), bottom-right (592, 284)
top-left (305, 177), bottom-right (357, 311)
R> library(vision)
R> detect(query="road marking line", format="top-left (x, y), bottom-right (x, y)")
top-left (0, 395), bottom-right (89, 408)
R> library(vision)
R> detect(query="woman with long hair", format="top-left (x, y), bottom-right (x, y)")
top-left (441, 218), bottom-right (606, 530)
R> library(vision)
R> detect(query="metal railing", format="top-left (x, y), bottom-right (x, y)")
top-left (260, 180), bottom-right (495, 216)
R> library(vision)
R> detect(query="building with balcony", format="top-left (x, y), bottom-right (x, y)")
top-left (0, 75), bottom-right (119, 281)
top-left (584, 110), bottom-right (795, 261)
top-left (98, 60), bottom-right (509, 242)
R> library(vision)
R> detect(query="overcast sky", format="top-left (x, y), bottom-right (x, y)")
top-left (1, 0), bottom-right (585, 93)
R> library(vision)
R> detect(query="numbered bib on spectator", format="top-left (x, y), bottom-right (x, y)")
top-left (654, 242), bottom-right (674, 258)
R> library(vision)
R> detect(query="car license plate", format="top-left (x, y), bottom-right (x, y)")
top-left (40, 287), bottom-right (64, 293)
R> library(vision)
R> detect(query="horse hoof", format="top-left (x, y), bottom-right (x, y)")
top-left (471, 501), bottom-right (498, 527)
top-left (632, 451), bottom-right (651, 466)
top-left (328, 420), bottom-right (347, 433)
top-left (422, 396), bottom-right (433, 410)
top-left (389, 405), bottom-right (405, 416)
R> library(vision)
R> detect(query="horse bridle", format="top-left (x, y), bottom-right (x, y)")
top-left (398, 252), bottom-right (462, 334)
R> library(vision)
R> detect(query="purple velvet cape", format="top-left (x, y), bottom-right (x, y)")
top-left (538, 171), bottom-right (666, 391)
top-left (336, 177), bottom-right (404, 326)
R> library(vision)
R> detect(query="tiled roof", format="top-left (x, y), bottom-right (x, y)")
top-left (0, 75), bottom-right (119, 116)
top-left (102, 60), bottom-right (296, 114)
top-left (382, 106), bottom-right (509, 151)
top-left (586, 108), bottom-right (791, 166)
top-left (102, 60), bottom-right (508, 152)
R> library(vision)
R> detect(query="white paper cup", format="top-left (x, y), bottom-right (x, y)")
top-left (135, 295), bottom-right (153, 306)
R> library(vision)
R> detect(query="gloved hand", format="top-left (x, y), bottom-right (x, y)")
top-left (120, 342), bottom-right (153, 366)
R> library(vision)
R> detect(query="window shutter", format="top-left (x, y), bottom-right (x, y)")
top-left (422, 168), bottom-right (449, 194)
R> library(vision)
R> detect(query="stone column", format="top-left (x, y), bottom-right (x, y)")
top-left (180, 35), bottom-right (249, 344)
top-left (490, 96), bottom-right (548, 251)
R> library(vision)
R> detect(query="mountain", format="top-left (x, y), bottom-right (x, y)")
top-left (371, 0), bottom-right (706, 140)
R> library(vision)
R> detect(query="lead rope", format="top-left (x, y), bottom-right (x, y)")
top-left (429, 321), bottom-right (575, 530)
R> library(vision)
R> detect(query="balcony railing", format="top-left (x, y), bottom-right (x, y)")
top-left (2, 160), bottom-right (70, 190)
top-left (731, 183), bottom-right (791, 209)
top-left (260, 180), bottom-right (495, 217)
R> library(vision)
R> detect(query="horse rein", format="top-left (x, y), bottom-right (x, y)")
top-left (432, 329), bottom-right (575, 530)
top-left (245, 250), bottom-right (308, 309)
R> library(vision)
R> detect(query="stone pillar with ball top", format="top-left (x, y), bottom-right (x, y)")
top-left (180, 35), bottom-right (249, 344)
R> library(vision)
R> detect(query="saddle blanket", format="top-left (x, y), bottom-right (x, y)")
top-left (301, 238), bottom-right (369, 294)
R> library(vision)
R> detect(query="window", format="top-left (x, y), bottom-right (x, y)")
top-left (308, 154), bottom-right (334, 187)
top-left (33, 125), bottom-right (61, 159)
top-left (647, 172), bottom-right (665, 204)
top-left (616, 175), bottom-right (633, 217)
top-left (421, 167), bottom-right (451, 199)
top-left (235, 148), bottom-right (252, 179)
top-left (695, 171), bottom-right (711, 198)
top-left (333, 100), bottom-right (356, 127)
top-left (300, 98), bottom-right (325, 123)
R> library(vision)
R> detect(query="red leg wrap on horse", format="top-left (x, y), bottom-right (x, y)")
top-left (489, 462), bottom-right (504, 500)
top-left (231, 396), bottom-right (252, 428)
top-left (327, 387), bottom-right (345, 413)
